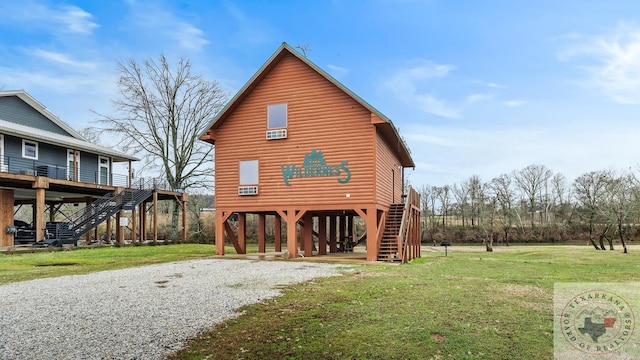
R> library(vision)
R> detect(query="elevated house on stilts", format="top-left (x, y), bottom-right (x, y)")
top-left (199, 43), bottom-right (421, 262)
top-left (0, 90), bottom-right (187, 248)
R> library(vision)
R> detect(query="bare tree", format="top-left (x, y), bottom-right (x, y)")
top-left (490, 174), bottom-right (517, 246)
top-left (573, 170), bottom-right (611, 250)
top-left (452, 182), bottom-right (469, 226)
top-left (513, 164), bottom-right (552, 235)
top-left (186, 194), bottom-right (213, 242)
top-left (295, 43), bottom-right (312, 57)
top-left (429, 186), bottom-right (441, 231)
top-left (437, 185), bottom-right (451, 227)
top-left (467, 175), bottom-right (483, 229)
top-left (473, 180), bottom-right (494, 251)
top-left (418, 185), bottom-right (433, 243)
top-left (602, 172), bottom-right (637, 253)
top-left (78, 126), bottom-right (103, 145)
top-left (95, 55), bottom-right (228, 232)
top-left (549, 173), bottom-right (569, 240)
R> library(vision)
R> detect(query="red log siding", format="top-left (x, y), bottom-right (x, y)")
top-left (375, 133), bottom-right (403, 206)
top-left (214, 53), bottom-right (377, 210)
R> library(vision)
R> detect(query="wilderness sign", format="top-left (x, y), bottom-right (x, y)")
top-left (281, 149), bottom-right (351, 186)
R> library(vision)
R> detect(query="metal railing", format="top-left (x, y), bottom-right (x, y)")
top-left (1, 155), bottom-right (182, 192)
top-left (53, 179), bottom-right (159, 241)
top-left (1, 154), bottom-right (131, 187)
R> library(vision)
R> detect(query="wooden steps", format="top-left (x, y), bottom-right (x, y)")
top-left (377, 203), bottom-right (405, 262)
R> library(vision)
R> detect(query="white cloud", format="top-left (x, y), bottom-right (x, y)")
top-left (326, 64), bottom-right (350, 78)
top-left (0, 2), bottom-right (98, 34)
top-left (383, 60), bottom-right (460, 119)
top-left (466, 93), bottom-right (494, 103)
top-left (486, 82), bottom-right (506, 89)
top-left (55, 5), bottom-right (99, 34)
top-left (505, 99), bottom-right (526, 107)
top-left (402, 121), bottom-right (640, 187)
top-left (173, 23), bottom-right (209, 51)
top-left (0, 65), bottom-right (116, 95)
top-left (414, 94), bottom-right (460, 119)
top-left (559, 22), bottom-right (640, 104)
top-left (126, 2), bottom-right (209, 51)
top-left (31, 49), bottom-right (97, 70)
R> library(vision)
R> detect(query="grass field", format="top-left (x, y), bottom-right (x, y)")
top-left (2, 244), bottom-right (638, 359)
top-left (0, 244), bottom-right (215, 285)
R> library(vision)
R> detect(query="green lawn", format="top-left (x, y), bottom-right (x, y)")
top-left (172, 245), bottom-right (639, 360)
top-left (2, 244), bottom-right (637, 359)
top-left (0, 244), bottom-right (216, 284)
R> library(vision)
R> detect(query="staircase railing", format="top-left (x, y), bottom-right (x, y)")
top-left (52, 177), bottom-right (160, 242)
top-left (397, 186), bottom-right (421, 263)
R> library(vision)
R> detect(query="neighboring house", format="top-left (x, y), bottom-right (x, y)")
top-left (0, 90), bottom-right (187, 247)
top-left (0, 90), bottom-right (134, 184)
top-left (199, 43), bottom-right (421, 262)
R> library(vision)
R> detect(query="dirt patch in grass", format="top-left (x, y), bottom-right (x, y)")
top-left (430, 332), bottom-right (446, 343)
top-left (34, 262), bottom-right (79, 267)
top-left (499, 283), bottom-right (552, 313)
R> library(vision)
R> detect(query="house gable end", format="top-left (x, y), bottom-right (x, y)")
top-left (200, 42), bottom-right (414, 168)
top-left (0, 96), bottom-right (75, 137)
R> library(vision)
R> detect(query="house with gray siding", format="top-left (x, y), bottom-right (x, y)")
top-left (0, 90), bottom-right (187, 247)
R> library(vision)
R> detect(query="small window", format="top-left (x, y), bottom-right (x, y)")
top-left (267, 103), bottom-right (287, 129)
top-left (239, 160), bottom-right (259, 185)
top-left (22, 140), bottom-right (38, 160)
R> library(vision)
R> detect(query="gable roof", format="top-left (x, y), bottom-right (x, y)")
top-left (0, 90), bottom-right (138, 162)
top-left (199, 42), bottom-right (415, 168)
top-left (0, 90), bottom-right (84, 139)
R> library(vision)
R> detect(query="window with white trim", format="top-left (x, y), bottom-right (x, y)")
top-left (239, 160), bottom-right (259, 184)
top-left (267, 103), bottom-right (287, 129)
top-left (22, 140), bottom-right (38, 160)
top-left (238, 160), bottom-right (259, 195)
top-left (266, 103), bottom-right (288, 140)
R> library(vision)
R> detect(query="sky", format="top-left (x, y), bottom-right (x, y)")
top-left (1, 0), bottom-right (640, 189)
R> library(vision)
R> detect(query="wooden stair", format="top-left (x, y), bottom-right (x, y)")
top-left (377, 203), bottom-right (405, 261)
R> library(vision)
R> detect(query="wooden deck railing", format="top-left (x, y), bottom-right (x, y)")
top-left (397, 186), bottom-right (421, 263)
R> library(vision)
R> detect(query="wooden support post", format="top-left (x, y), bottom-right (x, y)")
top-left (84, 197), bottom-right (92, 244)
top-left (131, 206), bottom-right (137, 245)
top-left (73, 150), bottom-right (78, 182)
top-left (286, 210), bottom-right (299, 259)
top-left (105, 217), bottom-right (112, 244)
top-left (258, 213), bottom-right (266, 253)
top-left (0, 189), bottom-right (14, 246)
top-left (365, 208), bottom-right (378, 261)
top-left (181, 193), bottom-right (188, 243)
top-left (116, 209), bottom-right (125, 245)
top-left (347, 215), bottom-right (354, 249)
top-left (318, 215), bottom-right (327, 255)
top-left (215, 211), bottom-right (225, 255)
top-left (140, 202), bottom-right (147, 243)
top-left (35, 188), bottom-right (45, 242)
top-left (238, 213), bottom-right (246, 254)
top-left (329, 215), bottom-right (337, 253)
top-left (339, 214), bottom-right (346, 251)
top-left (302, 213), bottom-right (313, 257)
top-left (274, 214), bottom-right (282, 252)
top-left (152, 191), bottom-right (158, 244)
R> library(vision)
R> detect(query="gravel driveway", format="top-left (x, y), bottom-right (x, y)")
top-left (0, 259), bottom-right (348, 359)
